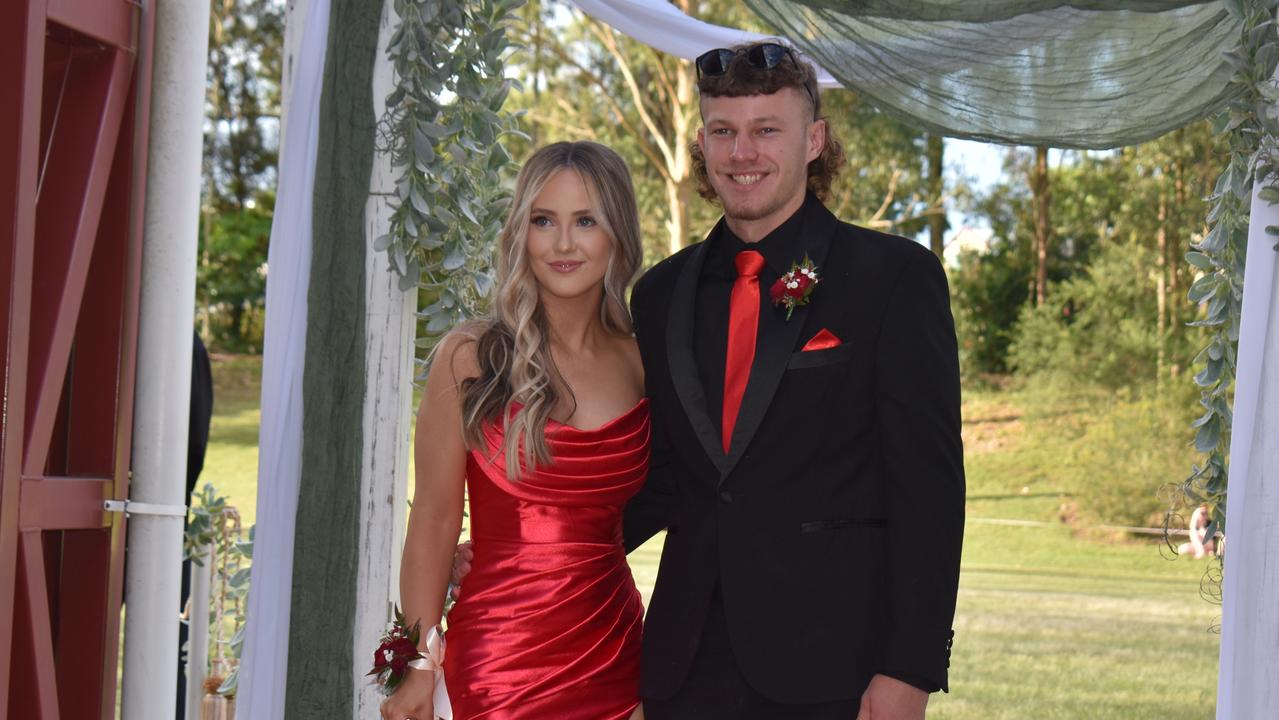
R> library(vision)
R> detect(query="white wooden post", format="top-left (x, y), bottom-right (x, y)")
top-left (185, 551), bottom-right (213, 719)
top-left (352, 1), bottom-right (416, 715)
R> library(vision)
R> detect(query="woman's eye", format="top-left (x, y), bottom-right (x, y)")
top-left (577, 216), bottom-right (597, 228)
top-left (531, 215), bottom-right (552, 227)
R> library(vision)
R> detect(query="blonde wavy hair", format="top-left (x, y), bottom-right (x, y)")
top-left (458, 142), bottom-right (642, 479)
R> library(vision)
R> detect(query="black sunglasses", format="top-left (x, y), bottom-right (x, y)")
top-left (695, 43), bottom-right (817, 112)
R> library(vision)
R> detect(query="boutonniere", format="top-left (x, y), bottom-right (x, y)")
top-left (769, 254), bottom-right (820, 320)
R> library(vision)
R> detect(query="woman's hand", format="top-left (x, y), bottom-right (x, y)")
top-left (379, 668), bottom-right (436, 720)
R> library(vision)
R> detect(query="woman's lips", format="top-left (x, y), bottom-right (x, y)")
top-left (549, 260), bottom-right (584, 273)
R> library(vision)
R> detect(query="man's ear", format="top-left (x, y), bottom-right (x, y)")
top-left (807, 119), bottom-right (826, 164)
top-left (696, 126), bottom-right (706, 153)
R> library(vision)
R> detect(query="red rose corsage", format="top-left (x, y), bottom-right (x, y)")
top-left (368, 605), bottom-right (443, 695)
top-left (770, 254), bottom-right (820, 320)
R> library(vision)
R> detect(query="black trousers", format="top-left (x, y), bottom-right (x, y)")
top-left (643, 590), bottom-right (860, 720)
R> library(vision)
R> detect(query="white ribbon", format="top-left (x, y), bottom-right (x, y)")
top-left (406, 625), bottom-right (451, 719)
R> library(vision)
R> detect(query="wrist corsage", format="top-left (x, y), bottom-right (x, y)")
top-left (770, 254), bottom-right (820, 320)
top-left (368, 605), bottom-right (445, 695)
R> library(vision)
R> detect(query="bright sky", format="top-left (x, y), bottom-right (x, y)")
top-left (936, 140), bottom-right (1069, 258)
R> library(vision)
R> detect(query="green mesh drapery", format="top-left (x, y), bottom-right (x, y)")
top-left (746, 1), bottom-right (1248, 148)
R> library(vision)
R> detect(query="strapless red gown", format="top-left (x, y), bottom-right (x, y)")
top-left (443, 400), bottom-right (649, 719)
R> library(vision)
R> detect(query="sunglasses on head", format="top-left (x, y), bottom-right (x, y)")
top-left (694, 42), bottom-right (817, 112)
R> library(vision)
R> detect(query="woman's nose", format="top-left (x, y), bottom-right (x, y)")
top-left (555, 226), bottom-right (574, 252)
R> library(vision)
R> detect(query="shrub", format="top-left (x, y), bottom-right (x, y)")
top-left (1009, 239), bottom-right (1164, 388)
top-left (1018, 380), bottom-right (1198, 529)
top-left (951, 242), bottom-right (1033, 376)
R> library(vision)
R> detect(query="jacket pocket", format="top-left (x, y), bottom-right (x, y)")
top-left (800, 518), bottom-right (888, 533)
top-left (787, 341), bottom-right (856, 370)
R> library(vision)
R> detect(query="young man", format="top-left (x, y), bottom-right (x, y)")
top-left (624, 42), bottom-right (965, 719)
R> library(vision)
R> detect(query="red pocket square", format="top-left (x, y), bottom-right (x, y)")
top-left (802, 328), bottom-right (841, 351)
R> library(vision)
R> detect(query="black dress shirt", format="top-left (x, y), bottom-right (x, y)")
top-left (693, 199), bottom-right (808, 437)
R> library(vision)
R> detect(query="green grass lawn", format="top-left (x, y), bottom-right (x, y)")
top-left (200, 355), bottom-right (266, 527)
top-left (204, 356), bottom-right (1219, 718)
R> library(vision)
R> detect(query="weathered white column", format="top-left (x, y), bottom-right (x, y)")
top-left (352, 2), bottom-right (416, 715)
top-left (1216, 172), bottom-right (1279, 718)
top-left (121, 0), bottom-right (209, 717)
top-left (184, 553), bottom-right (213, 719)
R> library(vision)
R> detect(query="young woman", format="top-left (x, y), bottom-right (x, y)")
top-left (381, 142), bottom-right (648, 720)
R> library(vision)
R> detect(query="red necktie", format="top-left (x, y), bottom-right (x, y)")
top-left (723, 250), bottom-right (765, 452)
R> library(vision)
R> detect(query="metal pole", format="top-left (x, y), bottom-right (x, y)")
top-left (121, 0), bottom-right (209, 716)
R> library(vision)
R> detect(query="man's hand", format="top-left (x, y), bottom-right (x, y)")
top-left (449, 540), bottom-right (473, 599)
top-left (856, 674), bottom-right (928, 720)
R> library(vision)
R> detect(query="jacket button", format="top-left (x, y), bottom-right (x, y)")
top-left (719, 490), bottom-right (733, 504)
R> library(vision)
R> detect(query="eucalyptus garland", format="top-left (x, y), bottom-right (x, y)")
top-left (1173, 0), bottom-right (1279, 569)
top-left (378, 0), bottom-right (525, 363)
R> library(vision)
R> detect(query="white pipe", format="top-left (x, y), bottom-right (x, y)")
top-left (185, 552), bottom-right (213, 719)
top-left (121, 0), bottom-right (209, 717)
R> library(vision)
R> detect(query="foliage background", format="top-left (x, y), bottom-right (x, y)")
top-left (199, 0), bottom-right (283, 353)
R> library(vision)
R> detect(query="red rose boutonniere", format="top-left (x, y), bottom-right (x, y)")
top-left (769, 254), bottom-right (820, 320)
top-left (367, 605), bottom-right (425, 695)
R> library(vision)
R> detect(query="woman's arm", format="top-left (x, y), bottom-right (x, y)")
top-left (382, 334), bottom-right (473, 718)
top-left (401, 334), bottom-right (471, 638)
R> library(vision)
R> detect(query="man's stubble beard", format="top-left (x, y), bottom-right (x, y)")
top-left (716, 181), bottom-right (804, 225)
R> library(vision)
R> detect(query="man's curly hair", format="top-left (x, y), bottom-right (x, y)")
top-left (690, 41), bottom-right (845, 204)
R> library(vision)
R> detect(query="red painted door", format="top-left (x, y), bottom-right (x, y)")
top-left (1, 1), bottom-right (154, 718)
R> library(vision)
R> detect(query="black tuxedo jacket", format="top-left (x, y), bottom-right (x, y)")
top-left (624, 198), bottom-right (965, 703)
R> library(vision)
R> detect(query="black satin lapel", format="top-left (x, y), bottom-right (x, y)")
top-left (665, 239), bottom-right (731, 475)
top-left (720, 199), bottom-right (838, 482)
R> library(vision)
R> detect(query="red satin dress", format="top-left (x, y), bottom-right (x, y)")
top-left (443, 399), bottom-right (650, 719)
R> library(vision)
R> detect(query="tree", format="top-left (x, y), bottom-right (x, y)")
top-left (820, 90), bottom-right (938, 237)
top-left (958, 123), bottom-right (1224, 380)
top-left (926, 135), bottom-right (947, 257)
top-left (1030, 146), bottom-right (1051, 306)
top-left (199, 0), bottom-right (284, 351)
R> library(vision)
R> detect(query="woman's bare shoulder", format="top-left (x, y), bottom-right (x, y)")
top-left (429, 324), bottom-right (486, 391)
top-left (614, 333), bottom-right (644, 394)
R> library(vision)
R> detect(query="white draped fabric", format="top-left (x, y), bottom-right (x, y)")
top-left (566, 0), bottom-right (842, 88)
top-left (1217, 174), bottom-right (1279, 717)
top-left (237, 0), bottom-right (328, 715)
